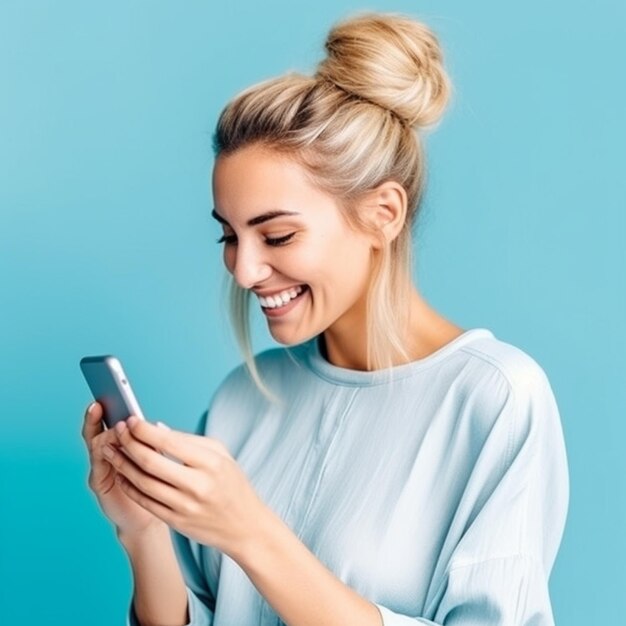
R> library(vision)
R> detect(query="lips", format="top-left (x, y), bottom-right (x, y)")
top-left (255, 284), bottom-right (306, 298)
top-left (260, 285), bottom-right (309, 317)
top-left (257, 284), bottom-right (309, 308)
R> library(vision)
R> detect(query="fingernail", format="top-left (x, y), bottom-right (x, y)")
top-left (115, 421), bottom-right (126, 434)
top-left (127, 416), bottom-right (139, 427)
top-left (87, 402), bottom-right (96, 416)
top-left (156, 421), bottom-right (170, 430)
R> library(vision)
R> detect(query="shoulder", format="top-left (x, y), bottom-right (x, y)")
top-left (451, 333), bottom-right (558, 430)
top-left (447, 332), bottom-right (562, 452)
top-left (459, 332), bottom-right (552, 397)
top-left (459, 332), bottom-right (564, 459)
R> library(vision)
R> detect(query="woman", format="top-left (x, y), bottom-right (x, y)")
top-left (82, 12), bottom-right (569, 626)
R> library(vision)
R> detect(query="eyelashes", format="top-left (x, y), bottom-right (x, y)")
top-left (216, 232), bottom-right (296, 247)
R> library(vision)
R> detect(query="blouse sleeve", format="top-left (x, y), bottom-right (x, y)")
top-left (373, 361), bottom-right (569, 625)
top-left (126, 410), bottom-right (216, 626)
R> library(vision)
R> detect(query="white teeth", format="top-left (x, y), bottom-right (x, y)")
top-left (258, 285), bottom-right (304, 309)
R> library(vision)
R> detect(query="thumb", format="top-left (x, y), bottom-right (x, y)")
top-left (82, 401), bottom-right (105, 441)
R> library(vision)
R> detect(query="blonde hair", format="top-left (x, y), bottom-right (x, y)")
top-left (212, 12), bottom-right (452, 401)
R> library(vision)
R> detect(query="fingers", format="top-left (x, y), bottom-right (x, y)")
top-left (88, 427), bottom-right (123, 490)
top-left (121, 417), bottom-right (228, 468)
top-left (90, 427), bottom-right (122, 460)
top-left (112, 421), bottom-right (192, 491)
top-left (81, 402), bottom-right (104, 443)
top-left (103, 440), bottom-right (187, 512)
top-left (115, 474), bottom-right (175, 526)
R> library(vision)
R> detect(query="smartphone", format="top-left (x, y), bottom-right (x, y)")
top-left (80, 355), bottom-right (145, 429)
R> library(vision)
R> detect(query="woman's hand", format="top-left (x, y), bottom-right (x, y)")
top-left (103, 416), bottom-right (268, 557)
top-left (81, 403), bottom-right (165, 537)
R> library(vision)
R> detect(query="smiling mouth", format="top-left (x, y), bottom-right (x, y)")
top-left (258, 284), bottom-right (309, 309)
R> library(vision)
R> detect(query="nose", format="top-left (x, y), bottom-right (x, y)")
top-left (228, 239), bottom-right (273, 290)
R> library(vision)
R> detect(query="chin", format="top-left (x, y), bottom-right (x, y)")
top-left (268, 326), bottom-right (317, 347)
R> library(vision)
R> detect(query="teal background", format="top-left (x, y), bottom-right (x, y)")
top-left (1, 1), bottom-right (624, 624)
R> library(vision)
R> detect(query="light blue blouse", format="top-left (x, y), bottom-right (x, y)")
top-left (128, 328), bottom-right (569, 625)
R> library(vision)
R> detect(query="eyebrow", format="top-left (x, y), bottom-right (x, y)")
top-left (211, 208), bottom-right (302, 227)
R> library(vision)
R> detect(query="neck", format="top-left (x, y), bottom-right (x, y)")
top-left (321, 286), bottom-right (464, 371)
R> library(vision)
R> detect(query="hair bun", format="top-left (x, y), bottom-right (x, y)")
top-left (314, 13), bottom-right (451, 129)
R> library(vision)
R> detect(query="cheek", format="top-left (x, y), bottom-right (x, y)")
top-left (332, 235), bottom-right (372, 271)
top-left (300, 240), bottom-right (370, 294)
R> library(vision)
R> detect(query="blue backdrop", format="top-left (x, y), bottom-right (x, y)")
top-left (1, 1), bottom-right (624, 624)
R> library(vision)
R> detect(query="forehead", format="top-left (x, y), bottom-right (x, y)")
top-left (212, 145), bottom-right (342, 224)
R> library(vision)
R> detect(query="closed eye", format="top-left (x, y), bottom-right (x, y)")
top-left (216, 232), bottom-right (296, 247)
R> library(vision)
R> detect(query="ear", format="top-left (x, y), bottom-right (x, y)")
top-left (360, 180), bottom-right (408, 249)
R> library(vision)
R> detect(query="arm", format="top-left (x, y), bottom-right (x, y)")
top-left (120, 522), bottom-right (189, 626)
top-left (110, 417), bottom-right (382, 626)
top-left (80, 401), bottom-right (211, 626)
top-left (373, 556), bottom-right (555, 625)
top-left (231, 507), bottom-right (384, 626)
top-left (122, 523), bottom-right (216, 626)
top-left (122, 408), bottom-right (216, 626)
top-left (229, 504), bottom-right (554, 626)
